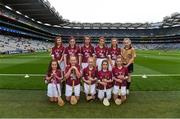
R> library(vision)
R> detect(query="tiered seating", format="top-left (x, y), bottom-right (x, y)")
top-left (0, 35), bottom-right (53, 54)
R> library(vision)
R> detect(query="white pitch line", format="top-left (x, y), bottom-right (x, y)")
top-left (0, 74), bottom-right (180, 77)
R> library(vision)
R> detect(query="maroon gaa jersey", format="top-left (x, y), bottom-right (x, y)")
top-left (51, 46), bottom-right (65, 60)
top-left (108, 47), bottom-right (121, 60)
top-left (82, 66), bottom-right (97, 85)
top-left (95, 45), bottom-right (108, 58)
top-left (64, 45), bottom-right (81, 64)
top-left (80, 45), bottom-right (95, 63)
top-left (45, 69), bottom-right (62, 84)
top-left (65, 64), bottom-right (81, 86)
top-left (97, 70), bottom-right (113, 89)
top-left (112, 67), bottom-right (128, 86)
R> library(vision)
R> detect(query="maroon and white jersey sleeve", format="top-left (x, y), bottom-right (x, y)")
top-left (45, 69), bottom-right (62, 84)
top-left (54, 69), bottom-right (62, 83)
top-left (82, 66), bottom-right (97, 84)
top-left (81, 45), bottom-right (95, 63)
top-left (97, 70), bottom-right (113, 89)
top-left (51, 46), bottom-right (64, 60)
top-left (108, 47), bottom-right (121, 60)
top-left (95, 46), bottom-right (108, 58)
top-left (64, 46), bottom-right (81, 65)
top-left (112, 67), bottom-right (128, 86)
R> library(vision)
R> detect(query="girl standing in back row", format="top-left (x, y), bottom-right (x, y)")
top-left (51, 36), bottom-right (65, 72)
top-left (64, 36), bottom-right (81, 67)
top-left (95, 37), bottom-right (108, 71)
top-left (107, 38), bottom-right (121, 71)
top-left (121, 38), bottom-right (136, 95)
top-left (80, 36), bottom-right (95, 70)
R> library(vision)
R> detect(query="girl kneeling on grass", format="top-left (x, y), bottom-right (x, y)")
top-left (64, 56), bottom-right (81, 104)
top-left (82, 57), bottom-right (97, 101)
top-left (97, 60), bottom-right (113, 101)
top-left (112, 57), bottom-right (129, 104)
top-left (45, 60), bottom-right (63, 102)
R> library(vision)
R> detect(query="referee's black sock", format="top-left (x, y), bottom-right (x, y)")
top-left (127, 82), bottom-right (131, 89)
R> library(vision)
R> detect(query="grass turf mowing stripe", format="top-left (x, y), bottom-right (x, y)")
top-left (134, 63), bottom-right (162, 74)
top-left (135, 55), bottom-right (180, 74)
top-left (0, 58), bottom-right (51, 74)
top-left (0, 89), bottom-right (180, 118)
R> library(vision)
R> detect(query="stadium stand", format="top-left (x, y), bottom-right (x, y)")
top-left (0, 34), bottom-right (53, 54)
top-left (0, 0), bottom-right (180, 54)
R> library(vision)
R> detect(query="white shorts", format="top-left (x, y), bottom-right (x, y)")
top-left (113, 85), bottom-right (126, 96)
top-left (65, 84), bottom-right (80, 97)
top-left (96, 58), bottom-right (106, 71)
top-left (82, 63), bottom-right (88, 70)
top-left (58, 61), bottom-right (65, 72)
top-left (84, 83), bottom-right (96, 95)
top-left (109, 60), bottom-right (115, 71)
top-left (47, 83), bottom-right (61, 97)
top-left (98, 88), bottom-right (112, 100)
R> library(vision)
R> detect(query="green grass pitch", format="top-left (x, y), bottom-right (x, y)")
top-left (0, 50), bottom-right (180, 118)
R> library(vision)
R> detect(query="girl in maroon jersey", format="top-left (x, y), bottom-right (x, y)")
top-left (95, 37), bottom-right (108, 71)
top-left (97, 60), bottom-right (113, 101)
top-left (64, 56), bottom-right (81, 102)
top-left (112, 56), bottom-right (129, 104)
top-left (64, 36), bottom-right (81, 67)
top-left (45, 60), bottom-right (63, 102)
top-left (107, 38), bottom-right (121, 70)
top-left (51, 36), bottom-right (65, 72)
top-left (80, 36), bottom-right (95, 70)
top-left (82, 57), bottom-right (97, 101)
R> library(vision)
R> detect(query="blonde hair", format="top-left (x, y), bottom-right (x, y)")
top-left (123, 38), bottom-right (132, 48)
top-left (88, 57), bottom-right (96, 67)
top-left (123, 38), bottom-right (131, 44)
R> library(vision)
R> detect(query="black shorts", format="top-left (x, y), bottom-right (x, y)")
top-left (128, 63), bottom-right (134, 73)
